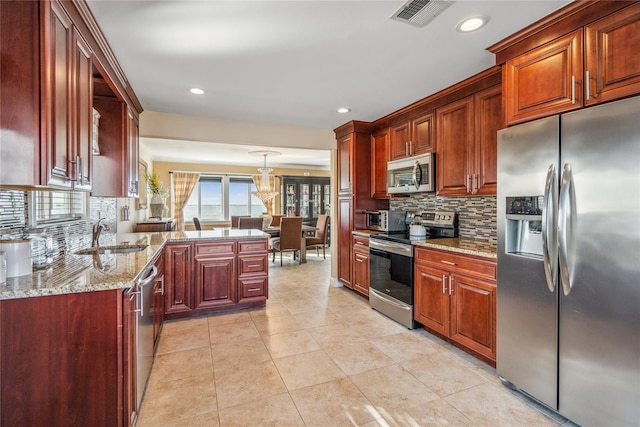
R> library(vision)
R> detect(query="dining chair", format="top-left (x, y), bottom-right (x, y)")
top-left (269, 214), bottom-right (284, 227)
top-left (270, 216), bottom-right (303, 265)
top-left (305, 215), bottom-right (330, 259)
top-left (238, 217), bottom-right (264, 230)
top-left (231, 216), bottom-right (250, 228)
top-left (193, 217), bottom-right (202, 230)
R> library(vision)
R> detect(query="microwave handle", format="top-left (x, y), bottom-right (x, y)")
top-left (412, 160), bottom-right (422, 190)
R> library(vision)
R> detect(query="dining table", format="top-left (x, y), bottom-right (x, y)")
top-left (264, 224), bottom-right (318, 263)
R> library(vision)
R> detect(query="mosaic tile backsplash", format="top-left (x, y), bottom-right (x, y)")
top-left (390, 194), bottom-right (497, 243)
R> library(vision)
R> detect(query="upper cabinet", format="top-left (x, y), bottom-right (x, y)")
top-left (371, 128), bottom-right (389, 199)
top-left (389, 111), bottom-right (435, 160)
top-left (0, 0), bottom-right (142, 191)
top-left (492, 1), bottom-right (640, 125)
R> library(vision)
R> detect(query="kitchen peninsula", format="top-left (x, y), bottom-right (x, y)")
top-left (0, 229), bottom-right (269, 427)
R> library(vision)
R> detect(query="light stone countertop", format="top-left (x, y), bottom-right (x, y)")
top-left (0, 229), bottom-right (269, 301)
top-left (412, 237), bottom-right (497, 259)
top-left (352, 229), bottom-right (383, 237)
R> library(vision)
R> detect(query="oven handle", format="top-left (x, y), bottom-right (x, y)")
top-left (369, 239), bottom-right (413, 258)
top-left (370, 289), bottom-right (411, 311)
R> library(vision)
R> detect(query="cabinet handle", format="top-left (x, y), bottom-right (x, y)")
top-left (466, 175), bottom-right (471, 193)
top-left (409, 140), bottom-right (413, 156)
top-left (473, 174), bottom-right (478, 194)
top-left (405, 141), bottom-right (409, 156)
top-left (160, 275), bottom-right (164, 295)
top-left (248, 264), bottom-right (261, 268)
top-left (69, 158), bottom-right (78, 182)
top-left (571, 75), bottom-right (576, 104)
top-left (442, 275), bottom-right (447, 294)
top-left (77, 156), bottom-right (83, 185)
top-left (585, 70), bottom-right (591, 101)
top-left (248, 287), bottom-right (261, 292)
top-left (449, 276), bottom-right (453, 295)
top-left (441, 260), bottom-right (456, 266)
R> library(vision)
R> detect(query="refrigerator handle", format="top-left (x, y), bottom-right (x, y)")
top-left (558, 163), bottom-right (576, 296)
top-left (542, 164), bottom-right (558, 293)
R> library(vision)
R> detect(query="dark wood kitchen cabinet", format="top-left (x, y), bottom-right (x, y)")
top-left (352, 235), bottom-right (370, 297)
top-left (436, 85), bottom-right (501, 196)
top-left (1, 0), bottom-right (93, 190)
top-left (194, 241), bottom-right (237, 311)
top-left (237, 240), bottom-right (269, 304)
top-left (152, 254), bottom-right (165, 352)
top-left (334, 121), bottom-right (388, 289)
top-left (164, 243), bottom-right (193, 316)
top-left (389, 111), bottom-right (435, 160)
top-left (493, 1), bottom-right (640, 125)
top-left (371, 129), bottom-right (390, 199)
top-left (414, 247), bottom-right (496, 365)
top-left (1, 289), bottom-right (134, 426)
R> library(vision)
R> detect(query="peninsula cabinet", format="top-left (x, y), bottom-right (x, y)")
top-left (1, 290), bottom-right (135, 426)
top-left (414, 247), bottom-right (497, 365)
top-left (436, 84), bottom-right (502, 196)
top-left (495, 1), bottom-right (640, 125)
top-left (163, 239), bottom-right (268, 319)
top-left (389, 111), bottom-right (435, 160)
top-left (0, 0), bottom-right (93, 190)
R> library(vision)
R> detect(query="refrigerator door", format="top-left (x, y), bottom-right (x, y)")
top-left (497, 116), bottom-right (560, 409)
top-left (558, 96), bottom-right (640, 426)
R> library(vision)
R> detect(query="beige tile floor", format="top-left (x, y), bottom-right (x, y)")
top-left (138, 253), bottom-right (573, 427)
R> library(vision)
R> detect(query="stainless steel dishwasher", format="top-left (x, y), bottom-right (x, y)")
top-left (135, 264), bottom-right (158, 407)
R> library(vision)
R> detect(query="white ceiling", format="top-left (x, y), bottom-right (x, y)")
top-left (86, 0), bottom-right (570, 168)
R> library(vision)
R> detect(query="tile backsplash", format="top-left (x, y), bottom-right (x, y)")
top-left (390, 194), bottom-right (497, 243)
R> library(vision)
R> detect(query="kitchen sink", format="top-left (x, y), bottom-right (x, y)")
top-left (75, 244), bottom-right (148, 255)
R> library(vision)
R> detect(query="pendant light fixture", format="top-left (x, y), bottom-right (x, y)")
top-left (249, 150), bottom-right (281, 205)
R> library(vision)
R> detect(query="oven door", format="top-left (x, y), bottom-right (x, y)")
top-left (369, 240), bottom-right (413, 305)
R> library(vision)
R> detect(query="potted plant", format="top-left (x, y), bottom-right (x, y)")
top-left (145, 171), bottom-right (169, 218)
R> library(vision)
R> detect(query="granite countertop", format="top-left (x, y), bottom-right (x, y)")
top-left (413, 237), bottom-right (497, 259)
top-left (352, 229), bottom-right (383, 237)
top-left (0, 229), bottom-right (269, 301)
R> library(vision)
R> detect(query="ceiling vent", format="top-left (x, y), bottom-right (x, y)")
top-left (390, 0), bottom-right (452, 28)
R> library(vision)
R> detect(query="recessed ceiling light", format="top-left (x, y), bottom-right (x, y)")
top-left (189, 88), bottom-right (205, 95)
top-left (337, 108), bottom-right (351, 114)
top-left (456, 16), bottom-right (488, 33)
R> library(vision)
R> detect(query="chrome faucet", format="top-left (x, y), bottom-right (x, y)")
top-left (92, 218), bottom-right (110, 247)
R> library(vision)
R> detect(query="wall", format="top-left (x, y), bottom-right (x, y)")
top-left (390, 194), bottom-right (497, 243)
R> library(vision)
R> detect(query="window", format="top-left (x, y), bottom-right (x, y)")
top-left (185, 175), bottom-right (264, 222)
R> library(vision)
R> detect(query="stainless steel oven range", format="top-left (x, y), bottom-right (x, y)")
top-left (369, 211), bottom-right (457, 329)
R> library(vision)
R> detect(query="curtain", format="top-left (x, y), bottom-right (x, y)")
top-left (171, 172), bottom-right (200, 231)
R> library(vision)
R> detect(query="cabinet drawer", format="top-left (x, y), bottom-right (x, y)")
top-left (195, 241), bottom-right (236, 257)
top-left (416, 248), bottom-right (496, 281)
top-left (238, 254), bottom-right (268, 275)
top-left (353, 235), bottom-right (369, 252)
top-left (238, 240), bottom-right (268, 253)
top-left (238, 277), bottom-right (268, 301)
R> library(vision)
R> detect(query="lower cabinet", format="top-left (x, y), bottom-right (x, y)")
top-left (414, 247), bottom-right (496, 365)
top-left (164, 239), bottom-right (268, 319)
top-left (151, 254), bottom-right (165, 353)
top-left (352, 234), bottom-right (370, 297)
top-left (0, 289), bottom-right (134, 426)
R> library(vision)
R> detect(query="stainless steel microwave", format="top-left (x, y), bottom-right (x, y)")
top-left (365, 210), bottom-right (405, 232)
top-left (387, 152), bottom-right (435, 194)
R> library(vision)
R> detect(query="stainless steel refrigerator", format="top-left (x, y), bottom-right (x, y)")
top-left (497, 96), bottom-right (640, 427)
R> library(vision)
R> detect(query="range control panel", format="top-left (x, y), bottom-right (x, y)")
top-left (418, 210), bottom-right (457, 228)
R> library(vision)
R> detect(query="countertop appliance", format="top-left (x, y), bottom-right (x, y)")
top-left (387, 152), bottom-right (435, 194)
top-left (365, 210), bottom-right (405, 232)
top-left (369, 210), bottom-right (457, 329)
top-left (497, 96), bottom-right (640, 427)
top-left (135, 264), bottom-right (160, 409)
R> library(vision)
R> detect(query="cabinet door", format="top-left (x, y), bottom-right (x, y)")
top-left (337, 197), bottom-right (353, 287)
top-left (337, 134), bottom-right (352, 195)
top-left (164, 244), bottom-right (192, 315)
top-left (585, 3), bottom-right (640, 106)
top-left (414, 264), bottom-right (450, 336)
top-left (411, 112), bottom-right (435, 155)
top-left (72, 28), bottom-right (93, 191)
top-left (371, 129), bottom-right (389, 198)
top-left (504, 30), bottom-right (583, 125)
top-left (390, 121), bottom-right (410, 160)
top-left (449, 274), bottom-right (496, 361)
top-left (194, 256), bottom-right (236, 310)
top-left (352, 250), bottom-right (370, 297)
top-left (436, 96), bottom-right (473, 196)
top-left (44, 0), bottom-right (74, 189)
top-left (152, 256), bottom-right (165, 352)
top-left (473, 85), bottom-right (502, 195)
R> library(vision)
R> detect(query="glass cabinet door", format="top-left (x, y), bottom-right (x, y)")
top-left (323, 184), bottom-right (330, 214)
top-left (286, 183), bottom-right (297, 217)
top-left (299, 183), bottom-right (310, 220)
top-left (311, 184), bottom-right (321, 219)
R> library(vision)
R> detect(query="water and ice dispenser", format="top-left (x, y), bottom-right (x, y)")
top-left (504, 196), bottom-right (544, 258)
